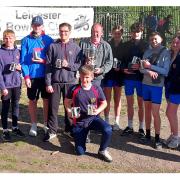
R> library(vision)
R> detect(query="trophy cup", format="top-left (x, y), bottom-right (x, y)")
top-left (9, 62), bottom-right (17, 72)
top-left (87, 104), bottom-right (96, 115)
top-left (55, 59), bottom-right (63, 69)
top-left (128, 56), bottom-right (141, 70)
top-left (71, 107), bottom-right (81, 118)
top-left (113, 58), bottom-right (119, 68)
top-left (33, 50), bottom-right (41, 61)
top-left (85, 45), bottom-right (96, 68)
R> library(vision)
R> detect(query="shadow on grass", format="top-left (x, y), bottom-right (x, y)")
top-left (0, 102), bottom-right (179, 163)
top-left (89, 129), bottom-right (180, 163)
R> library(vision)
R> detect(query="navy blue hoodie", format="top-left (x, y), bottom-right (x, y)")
top-left (0, 45), bottom-right (21, 90)
top-left (45, 39), bottom-right (83, 85)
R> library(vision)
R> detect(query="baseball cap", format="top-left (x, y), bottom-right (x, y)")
top-left (31, 16), bottom-right (43, 25)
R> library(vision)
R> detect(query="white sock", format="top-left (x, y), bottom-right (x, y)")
top-left (115, 116), bottom-right (120, 125)
top-left (128, 120), bottom-right (133, 128)
top-left (139, 121), bottom-right (144, 129)
top-left (3, 129), bottom-right (8, 132)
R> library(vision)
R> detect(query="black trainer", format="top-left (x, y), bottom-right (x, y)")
top-left (154, 140), bottom-right (162, 150)
top-left (121, 126), bottom-right (134, 136)
top-left (140, 135), bottom-right (151, 144)
top-left (12, 128), bottom-right (25, 137)
top-left (43, 132), bottom-right (57, 142)
top-left (138, 129), bottom-right (145, 138)
top-left (1, 131), bottom-right (11, 142)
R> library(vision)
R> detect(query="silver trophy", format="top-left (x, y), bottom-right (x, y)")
top-left (87, 104), bottom-right (96, 115)
top-left (33, 50), bottom-right (41, 61)
top-left (113, 58), bottom-right (118, 68)
top-left (85, 45), bottom-right (96, 67)
top-left (9, 62), bottom-right (17, 72)
top-left (55, 59), bottom-right (63, 68)
top-left (71, 107), bottom-right (81, 118)
top-left (128, 56), bottom-right (141, 70)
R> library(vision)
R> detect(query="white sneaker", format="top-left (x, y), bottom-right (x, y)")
top-left (43, 125), bottom-right (49, 134)
top-left (112, 123), bottom-right (120, 131)
top-left (29, 123), bottom-right (37, 137)
top-left (98, 149), bottom-right (112, 162)
top-left (165, 134), bottom-right (174, 145)
top-left (168, 136), bottom-right (180, 149)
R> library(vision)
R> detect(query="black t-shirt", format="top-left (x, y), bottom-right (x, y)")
top-left (168, 54), bottom-right (180, 94)
top-left (104, 39), bottom-right (124, 82)
top-left (122, 39), bottom-right (148, 81)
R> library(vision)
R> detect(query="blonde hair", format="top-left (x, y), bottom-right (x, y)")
top-left (79, 65), bottom-right (94, 75)
top-left (3, 29), bottom-right (15, 38)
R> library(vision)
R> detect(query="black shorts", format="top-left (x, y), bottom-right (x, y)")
top-left (27, 78), bottom-right (49, 100)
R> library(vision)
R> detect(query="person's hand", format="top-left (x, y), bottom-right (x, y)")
top-left (16, 64), bottom-right (21, 71)
top-left (114, 68), bottom-right (120, 72)
top-left (32, 58), bottom-right (44, 63)
top-left (94, 68), bottom-right (101, 74)
top-left (46, 85), bottom-right (54, 93)
top-left (142, 60), bottom-right (151, 69)
top-left (131, 63), bottom-right (140, 70)
top-left (61, 59), bottom-right (69, 67)
top-left (25, 78), bottom-right (31, 88)
top-left (2, 89), bottom-right (8, 96)
top-left (123, 69), bottom-right (135, 74)
top-left (148, 70), bottom-right (158, 79)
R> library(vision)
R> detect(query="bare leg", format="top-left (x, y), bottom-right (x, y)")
top-left (166, 102), bottom-right (179, 136)
top-left (113, 86), bottom-right (122, 119)
top-left (137, 96), bottom-right (144, 124)
top-left (28, 100), bottom-right (37, 123)
top-left (126, 95), bottom-right (134, 122)
top-left (151, 103), bottom-right (161, 134)
top-left (104, 87), bottom-right (112, 122)
top-left (144, 101), bottom-right (152, 130)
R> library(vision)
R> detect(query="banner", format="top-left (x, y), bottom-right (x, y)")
top-left (0, 7), bottom-right (94, 40)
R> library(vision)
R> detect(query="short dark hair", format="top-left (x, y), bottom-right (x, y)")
top-left (149, 31), bottom-right (162, 38)
top-left (59, 22), bottom-right (72, 31)
top-left (112, 25), bottom-right (124, 34)
top-left (130, 22), bottom-right (144, 32)
top-left (79, 65), bottom-right (94, 75)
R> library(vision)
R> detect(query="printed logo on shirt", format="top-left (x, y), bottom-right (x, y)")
top-left (90, 98), bottom-right (96, 104)
top-left (69, 50), bottom-right (73, 55)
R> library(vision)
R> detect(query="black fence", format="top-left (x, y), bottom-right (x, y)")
top-left (94, 6), bottom-right (180, 45)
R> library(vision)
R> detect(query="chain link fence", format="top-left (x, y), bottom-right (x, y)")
top-left (94, 6), bottom-right (180, 45)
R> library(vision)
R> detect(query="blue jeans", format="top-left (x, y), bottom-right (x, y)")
top-left (72, 116), bottom-right (112, 155)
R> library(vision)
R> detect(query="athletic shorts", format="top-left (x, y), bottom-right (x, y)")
top-left (169, 94), bottom-right (180, 104)
top-left (124, 80), bottom-right (142, 97)
top-left (142, 84), bottom-right (163, 104)
top-left (103, 79), bottom-right (124, 88)
top-left (164, 82), bottom-right (170, 100)
top-left (27, 78), bottom-right (49, 100)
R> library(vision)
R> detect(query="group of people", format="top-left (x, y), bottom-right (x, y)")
top-left (144, 11), bottom-right (173, 46)
top-left (0, 15), bottom-right (180, 163)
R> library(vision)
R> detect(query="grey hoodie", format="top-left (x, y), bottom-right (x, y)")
top-left (140, 45), bottom-right (171, 87)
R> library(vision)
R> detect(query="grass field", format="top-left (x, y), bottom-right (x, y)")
top-left (0, 81), bottom-right (180, 173)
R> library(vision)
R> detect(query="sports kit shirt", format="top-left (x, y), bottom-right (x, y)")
top-left (66, 84), bottom-right (106, 123)
top-left (20, 32), bottom-right (53, 79)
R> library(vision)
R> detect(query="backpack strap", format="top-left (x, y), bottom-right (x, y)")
top-left (151, 47), bottom-right (166, 65)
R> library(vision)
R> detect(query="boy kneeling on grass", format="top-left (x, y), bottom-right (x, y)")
top-left (64, 64), bottom-right (112, 162)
